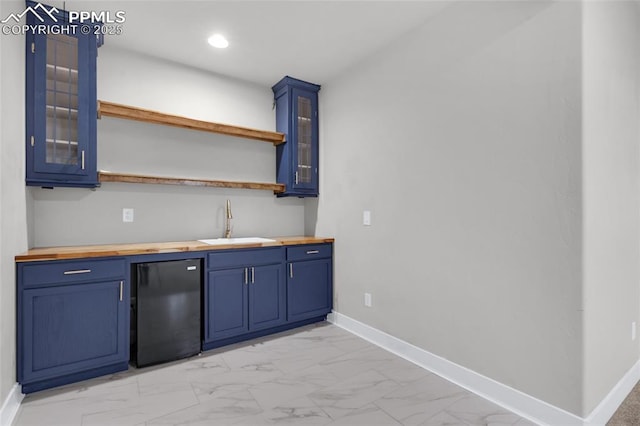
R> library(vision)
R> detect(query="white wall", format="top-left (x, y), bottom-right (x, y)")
top-left (582, 0), bottom-right (640, 416)
top-left (31, 47), bottom-right (305, 246)
top-left (315, 1), bottom-right (586, 415)
top-left (0, 0), bottom-right (29, 412)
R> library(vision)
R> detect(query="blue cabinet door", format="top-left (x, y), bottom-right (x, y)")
top-left (287, 258), bottom-right (332, 322)
top-left (25, 2), bottom-right (99, 188)
top-left (249, 263), bottom-right (286, 331)
top-left (21, 280), bottom-right (128, 384)
top-left (288, 87), bottom-right (319, 193)
top-left (205, 248), bottom-right (286, 343)
top-left (273, 76), bottom-right (321, 197)
top-left (205, 268), bottom-right (249, 341)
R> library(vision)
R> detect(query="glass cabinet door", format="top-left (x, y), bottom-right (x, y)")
top-left (32, 31), bottom-right (89, 176)
top-left (292, 88), bottom-right (318, 191)
top-left (296, 95), bottom-right (313, 185)
top-left (45, 34), bottom-right (79, 168)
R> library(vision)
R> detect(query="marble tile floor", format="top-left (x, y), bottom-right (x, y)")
top-left (13, 323), bottom-right (537, 426)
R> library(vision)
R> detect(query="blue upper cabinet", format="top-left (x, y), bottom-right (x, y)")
top-left (272, 76), bottom-right (321, 197)
top-left (25, 1), bottom-right (100, 188)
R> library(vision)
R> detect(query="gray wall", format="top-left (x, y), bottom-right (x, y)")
top-left (31, 47), bottom-right (305, 246)
top-left (315, 1), bottom-right (586, 415)
top-left (0, 0), bottom-right (29, 411)
top-left (582, 1), bottom-right (640, 414)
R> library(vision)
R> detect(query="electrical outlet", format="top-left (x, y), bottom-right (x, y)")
top-left (363, 210), bottom-right (371, 226)
top-left (122, 208), bottom-right (134, 223)
top-left (364, 292), bottom-right (372, 307)
top-left (632, 322), bottom-right (637, 341)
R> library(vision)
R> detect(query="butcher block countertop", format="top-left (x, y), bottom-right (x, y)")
top-left (15, 236), bottom-right (335, 262)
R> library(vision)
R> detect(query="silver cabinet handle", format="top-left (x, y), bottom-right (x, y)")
top-left (295, 171), bottom-right (299, 184)
top-left (306, 250), bottom-right (319, 255)
top-left (251, 267), bottom-right (255, 284)
top-left (244, 268), bottom-right (248, 285)
top-left (63, 269), bottom-right (91, 275)
top-left (81, 150), bottom-right (85, 170)
top-left (289, 263), bottom-right (293, 279)
top-left (119, 281), bottom-right (123, 301)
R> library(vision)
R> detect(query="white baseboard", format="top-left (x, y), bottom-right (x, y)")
top-left (0, 383), bottom-right (23, 426)
top-left (327, 311), bottom-right (627, 426)
top-left (584, 359), bottom-right (640, 426)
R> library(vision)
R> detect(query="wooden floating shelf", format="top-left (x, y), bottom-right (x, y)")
top-left (97, 100), bottom-right (286, 146)
top-left (99, 171), bottom-right (285, 193)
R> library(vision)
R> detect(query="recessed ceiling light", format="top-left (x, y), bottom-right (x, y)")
top-left (208, 34), bottom-right (229, 49)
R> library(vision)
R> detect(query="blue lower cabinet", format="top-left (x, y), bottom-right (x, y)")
top-left (287, 257), bottom-right (333, 322)
top-left (16, 242), bottom-right (332, 393)
top-left (206, 268), bottom-right (249, 340)
top-left (22, 281), bottom-right (127, 379)
top-left (18, 261), bottom-right (129, 393)
top-left (249, 263), bottom-right (286, 331)
top-left (286, 244), bottom-right (333, 322)
top-left (204, 248), bottom-right (286, 344)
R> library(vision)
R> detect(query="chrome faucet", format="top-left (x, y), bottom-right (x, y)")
top-left (224, 199), bottom-right (232, 238)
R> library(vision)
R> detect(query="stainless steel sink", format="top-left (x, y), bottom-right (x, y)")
top-left (198, 237), bottom-right (276, 245)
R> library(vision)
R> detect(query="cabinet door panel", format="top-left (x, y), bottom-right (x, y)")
top-left (249, 264), bottom-right (286, 331)
top-left (206, 268), bottom-right (248, 341)
top-left (288, 259), bottom-right (332, 322)
top-left (22, 281), bottom-right (128, 383)
top-left (290, 88), bottom-right (318, 192)
top-left (33, 32), bottom-right (88, 176)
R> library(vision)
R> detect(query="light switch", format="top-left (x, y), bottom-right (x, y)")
top-left (363, 210), bottom-right (371, 226)
top-left (364, 293), bottom-right (372, 307)
top-left (122, 208), bottom-right (134, 223)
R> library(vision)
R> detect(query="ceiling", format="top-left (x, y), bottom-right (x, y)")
top-left (68, 1), bottom-right (450, 86)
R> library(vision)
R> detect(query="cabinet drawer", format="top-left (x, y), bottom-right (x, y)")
top-left (21, 259), bottom-right (126, 288)
top-left (207, 247), bottom-right (283, 270)
top-left (287, 244), bottom-right (332, 262)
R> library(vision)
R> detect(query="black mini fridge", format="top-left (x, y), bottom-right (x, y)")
top-left (131, 259), bottom-right (202, 367)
